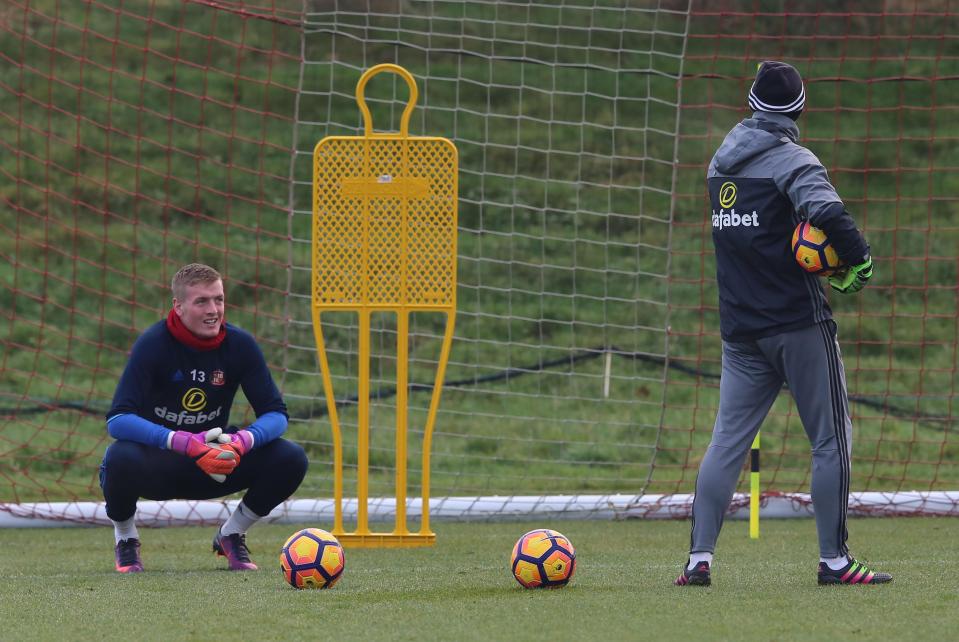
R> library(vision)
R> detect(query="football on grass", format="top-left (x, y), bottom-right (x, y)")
top-left (791, 221), bottom-right (844, 276)
top-left (280, 528), bottom-right (345, 589)
top-left (510, 528), bottom-right (576, 589)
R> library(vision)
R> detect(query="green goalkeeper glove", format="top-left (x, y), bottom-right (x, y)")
top-left (828, 256), bottom-right (873, 294)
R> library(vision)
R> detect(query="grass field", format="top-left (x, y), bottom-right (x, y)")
top-left (2, 517), bottom-right (956, 641)
top-left (2, 6), bottom-right (955, 639)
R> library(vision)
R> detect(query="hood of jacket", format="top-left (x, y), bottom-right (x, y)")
top-left (713, 111), bottom-right (801, 175)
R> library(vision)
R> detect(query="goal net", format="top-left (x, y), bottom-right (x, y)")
top-left (2, 0), bottom-right (957, 527)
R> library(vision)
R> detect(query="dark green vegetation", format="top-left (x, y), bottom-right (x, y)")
top-left (0, 518), bottom-right (955, 641)
top-left (1, 2), bottom-right (956, 503)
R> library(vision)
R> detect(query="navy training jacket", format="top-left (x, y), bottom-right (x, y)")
top-left (707, 111), bottom-right (869, 342)
top-left (107, 320), bottom-right (287, 439)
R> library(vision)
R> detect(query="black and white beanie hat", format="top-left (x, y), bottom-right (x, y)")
top-left (747, 61), bottom-right (805, 118)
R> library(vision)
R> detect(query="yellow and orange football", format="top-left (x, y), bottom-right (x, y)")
top-left (279, 527), bottom-right (345, 589)
top-left (510, 528), bottom-right (576, 589)
top-left (792, 221), bottom-right (844, 276)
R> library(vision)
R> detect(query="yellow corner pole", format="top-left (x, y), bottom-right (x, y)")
top-left (312, 63), bottom-right (457, 547)
top-left (750, 432), bottom-right (760, 539)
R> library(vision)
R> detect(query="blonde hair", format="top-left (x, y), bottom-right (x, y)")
top-left (171, 263), bottom-right (222, 300)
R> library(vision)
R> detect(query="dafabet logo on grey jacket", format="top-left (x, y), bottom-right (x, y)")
top-left (711, 181), bottom-right (759, 230)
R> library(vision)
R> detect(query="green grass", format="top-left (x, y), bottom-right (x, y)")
top-left (1, 518), bottom-right (956, 641)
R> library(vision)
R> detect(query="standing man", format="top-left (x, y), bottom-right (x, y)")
top-left (101, 263), bottom-right (308, 573)
top-left (675, 62), bottom-right (891, 586)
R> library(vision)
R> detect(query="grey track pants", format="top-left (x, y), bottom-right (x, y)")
top-left (689, 320), bottom-right (852, 558)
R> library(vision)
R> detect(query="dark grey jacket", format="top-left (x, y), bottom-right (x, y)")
top-left (706, 112), bottom-right (869, 341)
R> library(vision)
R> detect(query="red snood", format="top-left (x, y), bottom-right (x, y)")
top-left (166, 308), bottom-right (226, 351)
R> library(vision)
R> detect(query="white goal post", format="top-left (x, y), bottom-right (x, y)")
top-left (4, 492), bottom-right (957, 528)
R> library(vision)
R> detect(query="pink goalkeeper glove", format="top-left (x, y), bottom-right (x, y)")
top-left (168, 428), bottom-right (238, 482)
top-left (215, 430), bottom-right (254, 458)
